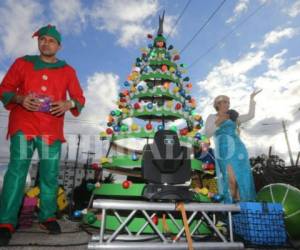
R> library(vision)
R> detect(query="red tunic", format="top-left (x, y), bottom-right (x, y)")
top-left (0, 56), bottom-right (85, 144)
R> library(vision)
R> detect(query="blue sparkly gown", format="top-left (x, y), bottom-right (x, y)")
top-left (214, 119), bottom-right (256, 203)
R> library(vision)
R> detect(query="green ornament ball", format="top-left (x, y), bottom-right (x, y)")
top-left (87, 213), bottom-right (97, 224)
top-left (256, 183), bottom-right (300, 239)
top-left (115, 110), bottom-right (121, 116)
top-left (170, 125), bottom-right (177, 132)
top-left (191, 110), bottom-right (197, 116)
top-left (86, 183), bottom-right (95, 191)
top-left (157, 100), bottom-right (164, 107)
top-left (147, 82), bottom-right (154, 89)
top-left (121, 124), bottom-right (128, 132)
top-left (201, 135), bottom-right (208, 141)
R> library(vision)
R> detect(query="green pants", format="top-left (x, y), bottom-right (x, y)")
top-left (0, 132), bottom-right (61, 228)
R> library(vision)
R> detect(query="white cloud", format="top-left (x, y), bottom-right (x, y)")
top-left (0, 0), bottom-right (43, 59)
top-left (221, 51), bottom-right (265, 77)
top-left (226, 0), bottom-right (249, 24)
top-left (197, 50), bottom-right (264, 121)
top-left (250, 27), bottom-right (298, 49)
top-left (267, 49), bottom-right (287, 70)
top-left (163, 15), bottom-right (178, 37)
top-left (79, 72), bottom-right (119, 126)
top-left (285, 0), bottom-right (300, 18)
top-left (89, 0), bottom-right (175, 47)
top-left (118, 24), bottom-right (149, 47)
top-left (197, 49), bottom-right (300, 162)
top-left (261, 27), bottom-right (298, 48)
top-left (49, 0), bottom-right (86, 34)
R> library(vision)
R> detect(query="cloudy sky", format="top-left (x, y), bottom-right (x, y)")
top-left (0, 0), bottom-right (299, 165)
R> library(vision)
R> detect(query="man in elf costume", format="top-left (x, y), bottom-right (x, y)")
top-left (0, 25), bottom-right (85, 246)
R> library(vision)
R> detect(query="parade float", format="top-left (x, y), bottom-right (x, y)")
top-left (81, 12), bottom-right (221, 238)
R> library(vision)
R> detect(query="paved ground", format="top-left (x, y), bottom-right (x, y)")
top-left (1, 217), bottom-right (299, 250)
top-left (1, 217), bottom-right (93, 250)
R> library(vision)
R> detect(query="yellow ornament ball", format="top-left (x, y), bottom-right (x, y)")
top-left (169, 67), bottom-right (175, 73)
top-left (194, 115), bottom-right (202, 121)
top-left (131, 72), bottom-right (139, 80)
top-left (26, 186), bottom-right (40, 198)
top-left (131, 123), bottom-right (139, 131)
top-left (100, 131), bottom-right (107, 137)
top-left (100, 157), bottom-right (110, 164)
top-left (122, 108), bottom-right (129, 114)
top-left (130, 86), bottom-right (137, 93)
top-left (199, 187), bottom-right (209, 196)
top-left (173, 87), bottom-right (179, 93)
top-left (166, 101), bottom-right (173, 108)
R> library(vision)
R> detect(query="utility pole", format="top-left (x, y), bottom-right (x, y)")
top-left (69, 134), bottom-right (81, 219)
top-left (82, 151), bottom-right (95, 180)
top-left (263, 121), bottom-right (295, 166)
top-left (282, 120), bottom-right (295, 166)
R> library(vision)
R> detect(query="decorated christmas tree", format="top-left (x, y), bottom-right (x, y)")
top-left (82, 12), bottom-right (216, 234)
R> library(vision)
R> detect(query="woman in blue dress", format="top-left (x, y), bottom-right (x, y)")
top-left (204, 90), bottom-right (262, 203)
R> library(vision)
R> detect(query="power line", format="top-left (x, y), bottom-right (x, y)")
top-left (179, 0), bottom-right (227, 54)
top-left (189, 1), bottom-right (267, 68)
top-left (165, 0), bottom-right (192, 40)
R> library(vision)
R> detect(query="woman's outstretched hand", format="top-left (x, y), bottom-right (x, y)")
top-left (250, 89), bottom-right (263, 100)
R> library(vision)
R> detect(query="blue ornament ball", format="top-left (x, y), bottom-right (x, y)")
top-left (184, 106), bottom-right (190, 112)
top-left (212, 194), bottom-right (223, 202)
top-left (147, 103), bottom-right (153, 109)
top-left (199, 120), bottom-right (204, 126)
top-left (123, 81), bottom-right (130, 87)
top-left (113, 125), bottom-right (120, 132)
top-left (73, 210), bottom-right (82, 218)
top-left (179, 89), bottom-right (185, 96)
top-left (157, 125), bottom-right (164, 130)
top-left (195, 132), bottom-right (202, 139)
top-left (131, 153), bottom-right (138, 161)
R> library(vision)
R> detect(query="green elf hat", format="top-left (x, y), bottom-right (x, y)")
top-left (154, 34), bottom-right (166, 43)
top-left (32, 24), bottom-right (62, 44)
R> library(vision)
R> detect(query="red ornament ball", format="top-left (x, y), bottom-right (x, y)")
top-left (180, 128), bottom-right (188, 136)
top-left (161, 64), bottom-right (168, 72)
top-left (175, 103), bottom-right (182, 110)
top-left (134, 103), bottom-right (141, 109)
top-left (152, 215), bottom-right (159, 225)
top-left (146, 123), bottom-right (153, 130)
top-left (91, 163), bottom-right (100, 170)
top-left (106, 128), bottom-right (113, 135)
top-left (122, 180), bottom-right (131, 189)
top-left (173, 54), bottom-right (180, 61)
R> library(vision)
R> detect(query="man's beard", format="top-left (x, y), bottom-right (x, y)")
top-left (41, 50), bottom-right (56, 57)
